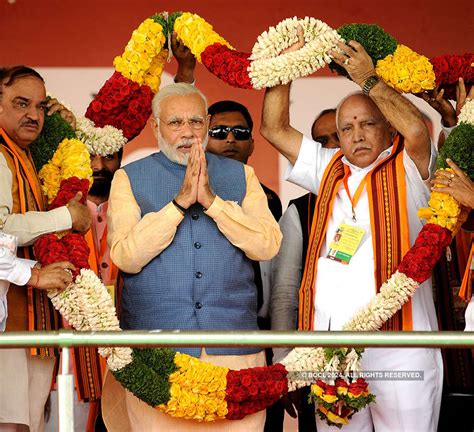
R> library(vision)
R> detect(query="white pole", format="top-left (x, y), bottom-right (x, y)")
top-left (57, 346), bottom-right (74, 432)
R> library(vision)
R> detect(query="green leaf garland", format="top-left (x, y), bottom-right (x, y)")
top-left (329, 24), bottom-right (398, 79)
top-left (436, 122), bottom-right (474, 180)
top-left (112, 348), bottom-right (177, 407)
top-left (30, 110), bottom-right (75, 171)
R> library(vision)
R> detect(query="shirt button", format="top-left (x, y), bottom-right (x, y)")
top-left (98, 216), bottom-right (103, 223)
top-left (195, 271), bottom-right (203, 279)
top-left (194, 242), bottom-right (201, 249)
top-left (195, 302), bottom-right (202, 309)
top-left (101, 262), bottom-right (108, 269)
top-left (191, 214), bottom-right (199, 220)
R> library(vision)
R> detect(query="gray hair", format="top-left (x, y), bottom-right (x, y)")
top-left (152, 83), bottom-right (208, 119)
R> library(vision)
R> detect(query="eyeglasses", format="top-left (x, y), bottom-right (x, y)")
top-left (160, 117), bottom-right (206, 131)
top-left (208, 125), bottom-right (252, 140)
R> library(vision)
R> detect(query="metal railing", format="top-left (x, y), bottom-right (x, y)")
top-left (1, 330), bottom-right (473, 431)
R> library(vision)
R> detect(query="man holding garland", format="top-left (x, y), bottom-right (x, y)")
top-left (260, 38), bottom-right (442, 431)
top-left (104, 82), bottom-right (281, 431)
top-left (0, 66), bottom-right (91, 432)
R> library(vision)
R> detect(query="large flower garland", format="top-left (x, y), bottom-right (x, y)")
top-left (78, 13), bottom-right (472, 159)
top-left (29, 14), bottom-right (473, 428)
top-left (31, 99), bottom-right (472, 427)
top-left (85, 12), bottom-right (473, 119)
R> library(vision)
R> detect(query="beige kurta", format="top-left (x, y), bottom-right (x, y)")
top-left (103, 163), bottom-right (281, 431)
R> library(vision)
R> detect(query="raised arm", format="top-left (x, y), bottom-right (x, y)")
top-left (260, 27), bottom-right (307, 166)
top-left (260, 84), bottom-right (303, 166)
top-left (331, 41), bottom-right (431, 178)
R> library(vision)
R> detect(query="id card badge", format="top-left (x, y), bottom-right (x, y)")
top-left (0, 231), bottom-right (18, 259)
top-left (326, 222), bottom-right (365, 265)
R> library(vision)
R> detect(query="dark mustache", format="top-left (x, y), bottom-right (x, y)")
top-left (92, 169), bottom-right (113, 180)
top-left (22, 119), bottom-right (39, 127)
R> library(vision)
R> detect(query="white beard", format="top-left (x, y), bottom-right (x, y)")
top-left (158, 132), bottom-right (208, 166)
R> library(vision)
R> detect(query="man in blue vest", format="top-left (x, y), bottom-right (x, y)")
top-left (105, 83), bottom-right (282, 431)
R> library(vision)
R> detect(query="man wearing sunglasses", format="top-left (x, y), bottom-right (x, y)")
top-left (207, 100), bottom-right (284, 432)
top-left (207, 100), bottom-right (283, 225)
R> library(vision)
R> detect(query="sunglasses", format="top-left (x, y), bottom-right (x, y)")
top-left (208, 125), bottom-right (252, 140)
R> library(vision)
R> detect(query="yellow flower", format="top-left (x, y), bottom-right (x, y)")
top-left (174, 406), bottom-right (186, 418)
top-left (216, 390), bottom-right (227, 400)
top-left (39, 164), bottom-right (61, 203)
top-left (337, 386), bottom-right (348, 395)
top-left (114, 18), bottom-right (165, 86)
top-left (39, 138), bottom-right (93, 203)
top-left (169, 383), bottom-right (181, 398)
top-left (217, 401), bottom-right (228, 417)
top-left (376, 44), bottom-right (435, 93)
top-left (144, 49), bottom-right (168, 92)
top-left (174, 353), bottom-right (191, 368)
top-left (418, 169), bottom-right (462, 231)
top-left (321, 394), bottom-right (338, 403)
top-left (196, 405), bottom-right (206, 419)
top-left (185, 405), bottom-right (197, 418)
top-left (327, 411), bottom-right (349, 425)
top-left (204, 413), bottom-right (216, 422)
top-left (179, 389), bottom-right (192, 408)
top-left (204, 398), bottom-right (218, 414)
top-left (311, 383), bottom-right (324, 397)
top-left (174, 12), bottom-right (233, 61)
top-left (319, 406), bottom-right (349, 425)
top-left (208, 379), bottom-right (220, 393)
top-left (169, 371), bottom-right (180, 383)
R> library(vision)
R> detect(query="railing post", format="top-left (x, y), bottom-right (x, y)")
top-left (57, 346), bottom-right (74, 432)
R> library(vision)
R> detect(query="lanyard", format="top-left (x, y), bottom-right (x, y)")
top-left (342, 164), bottom-right (368, 223)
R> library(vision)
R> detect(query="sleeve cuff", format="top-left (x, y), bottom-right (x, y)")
top-left (204, 195), bottom-right (224, 219)
top-left (9, 257), bottom-right (33, 286)
top-left (164, 201), bottom-right (185, 222)
top-left (51, 206), bottom-right (73, 231)
top-left (441, 124), bottom-right (456, 138)
top-left (172, 75), bottom-right (196, 86)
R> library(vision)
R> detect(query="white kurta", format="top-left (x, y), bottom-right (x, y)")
top-left (0, 252), bottom-right (34, 331)
top-left (286, 136), bottom-right (439, 332)
top-left (286, 136), bottom-right (443, 432)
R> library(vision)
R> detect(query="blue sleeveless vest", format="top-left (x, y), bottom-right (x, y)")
top-left (122, 151), bottom-right (260, 357)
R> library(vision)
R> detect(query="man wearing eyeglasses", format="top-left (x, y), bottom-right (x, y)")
top-left (105, 83), bottom-right (282, 431)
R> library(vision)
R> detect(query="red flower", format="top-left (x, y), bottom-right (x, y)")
top-left (201, 43), bottom-right (253, 89)
top-left (430, 53), bottom-right (474, 100)
top-left (398, 224), bottom-right (452, 282)
top-left (335, 378), bottom-right (349, 388)
top-left (34, 234), bottom-right (69, 266)
top-left (248, 385), bottom-right (259, 396)
top-left (62, 233), bottom-right (90, 275)
top-left (85, 71), bottom-right (153, 140)
top-left (50, 177), bottom-right (90, 209)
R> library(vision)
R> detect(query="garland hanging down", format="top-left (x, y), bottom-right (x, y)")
top-left (29, 13), bottom-right (473, 428)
